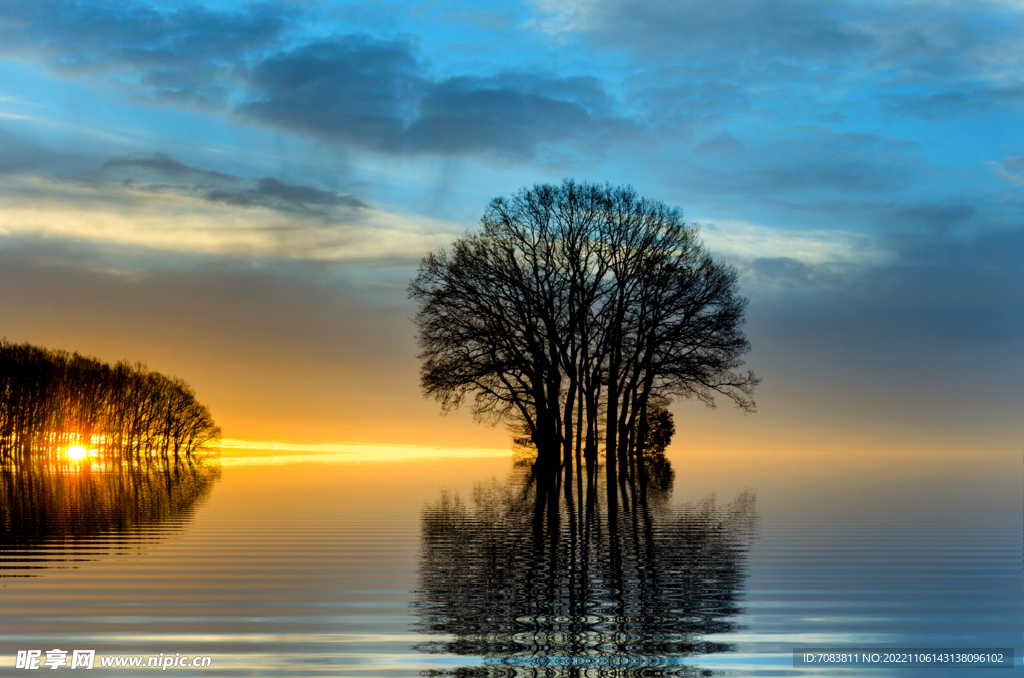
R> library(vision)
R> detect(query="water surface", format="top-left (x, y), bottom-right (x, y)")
top-left (1, 448), bottom-right (1019, 676)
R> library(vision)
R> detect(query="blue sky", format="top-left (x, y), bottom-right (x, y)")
top-left (0, 0), bottom-right (1020, 451)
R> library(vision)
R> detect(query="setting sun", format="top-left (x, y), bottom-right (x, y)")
top-left (66, 445), bottom-right (88, 461)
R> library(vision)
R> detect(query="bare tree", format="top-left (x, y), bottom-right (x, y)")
top-left (0, 340), bottom-right (220, 469)
top-left (410, 181), bottom-right (759, 476)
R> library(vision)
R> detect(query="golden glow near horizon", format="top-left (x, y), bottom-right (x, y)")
top-left (66, 444), bottom-right (89, 461)
top-left (215, 438), bottom-right (511, 466)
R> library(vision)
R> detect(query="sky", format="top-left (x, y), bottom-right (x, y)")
top-left (0, 0), bottom-right (1021, 457)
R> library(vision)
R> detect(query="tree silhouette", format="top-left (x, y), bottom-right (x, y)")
top-left (0, 340), bottom-right (220, 469)
top-left (410, 181), bottom-right (758, 475)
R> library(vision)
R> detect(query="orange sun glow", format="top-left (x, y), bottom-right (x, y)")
top-left (67, 445), bottom-right (89, 461)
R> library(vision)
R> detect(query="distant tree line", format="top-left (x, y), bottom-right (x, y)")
top-left (410, 181), bottom-right (758, 478)
top-left (0, 340), bottom-right (220, 468)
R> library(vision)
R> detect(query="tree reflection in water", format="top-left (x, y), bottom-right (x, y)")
top-left (415, 458), bottom-right (757, 677)
top-left (1, 458), bottom-right (220, 553)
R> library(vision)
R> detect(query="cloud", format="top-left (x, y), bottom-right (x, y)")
top-left (205, 177), bottom-right (368, 213)
top-left (740, 219), bottom-right (1024, 349)
top-left (0, 0), bottom-right (293, 108)
top-left (699, 218), bottom-right (891, 292)
top-left (402, 73), bottom-right (635, 157)
top-left (547, 0), bottom-right (1024, 81)
top-left (0, 169), bottom-right (457, 264)
top-left (237, 40), bottom-right (640, 159)
top-left (883, 84), bottom-right (1024, 119)
top-left (677, 127), bottom-right (920, 199)
top-left (693, 131), bottom-right (744, 156)
top-left (740, 256), bottom-right (831, 289)
top-left (0, 128), bottom-right (98, 174)
top-left (741, 222), bottom-right (1024, 444)
top-left (686, 162), bottom-right (893, 196)
top-left (878, 225), bottom-right (1024, 325)
top-left (0, 128), bottom-right (62, 173)
top-left (827, 225), bottom-right (1024, 353)
top-left (99, 152), bottom-right (240, 185)
top-left (234, 37), bottom-right (421, 148)
top-left (536, 0), bottom-right (1024, 135)
top-left (95, 152), bottom-right (367, 215)
top-left (0, 2), bottom-right (641, 160)
top-left (888, 202), bottom-right (977, 233)
top-left (1000, 155), bottom-right (1024, 173)
top-left (991, 155), bottom-right (1024, 185)
top-left (562, 0), bottom-right (871, 67)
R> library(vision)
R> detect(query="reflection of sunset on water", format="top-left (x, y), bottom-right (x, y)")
top-left (0, 457), bottom-right (221, 545)
top-left (1, 450), bottom-right (1017, 676)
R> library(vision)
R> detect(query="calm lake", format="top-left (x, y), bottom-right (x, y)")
top-left (1, 446), bottom-right (1020, 676)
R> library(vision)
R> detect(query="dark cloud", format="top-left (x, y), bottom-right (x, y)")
top-left (576, 0), bottom-right (1024, 82)
top-left (693, 131), bottom-right (744, 156)
top-left (0, 0), bottom-right (293, 108)
top-left (408, 80), bottom-right (592, 155)
top-left (678, 126), bottom-right (919, 199)
top-left (99, 152), bottom-right (239, 185)
top-left (685, 158), bottom-right (894, 196)
top-left (237, 40), bottom-right (639, 159)
top-left (738, 223), bottom-right (1024, 441)
top-left (0, 128), bottom-right (63, 173)
top-left (888, 203), bottom-right (976, 233)
top-left (879, 226), bottom-right (1024, 340)
top-left (93, 152), bottom-right (366, 215)
top-left (579, 0), bottom-right (869, 69)
top-left (403, 74), bottom-right (637, 157)
top-left (629, 76), bottom-right (752, 126)
top-left (0, 128), bottom-right (97, 175)
top-left (786, 225), bottom-right (1024, 347)
top-left (205, 177), bottom-right (367, 213)
top-left (573, 0), bottom-right (1024, 131)
top-left (883, 84), bottom-right (1024, 119)
top-left (235, 38), bottom-right (421, 150)
top-left (0, 2), bottom-right (640, 160)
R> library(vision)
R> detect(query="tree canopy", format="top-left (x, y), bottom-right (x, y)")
top-left (0, 340), bottom-right (221, 469)
top-left (410, 180), bottom-right (758, 473)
